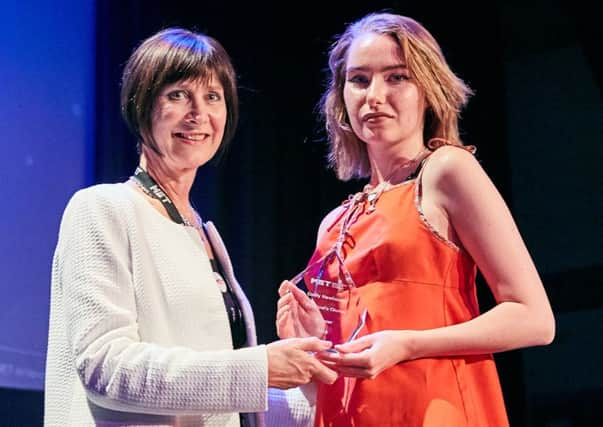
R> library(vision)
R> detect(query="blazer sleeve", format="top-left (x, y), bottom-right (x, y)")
top-left (54, 188), bottom-right (269, 415)
top-left (265, 384), bottom-right (316, 427)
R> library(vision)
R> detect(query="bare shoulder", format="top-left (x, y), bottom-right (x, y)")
top-left (423, 145), bottom-right (482, 184)
top-left (421, 146), bottom-right (492, 202)
top-left (422, 145), bottom-right (502, 218)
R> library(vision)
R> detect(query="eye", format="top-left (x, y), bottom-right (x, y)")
top-left (166, 90), bottom-right (188, 101)
top-left (207, 91), bottom-right (223, 102)
top-left (388, 73), bottom-right (410, 83)
top-left (347, 74), bottom-right (370, 86)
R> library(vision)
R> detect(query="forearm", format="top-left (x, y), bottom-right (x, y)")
top-left (405, 301), bottom-right (555, 360)
top-left (80, 341), bottom-right (269, 415)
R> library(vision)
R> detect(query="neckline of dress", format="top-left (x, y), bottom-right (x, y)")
top-left (362, 175), bottom-right (416, 197)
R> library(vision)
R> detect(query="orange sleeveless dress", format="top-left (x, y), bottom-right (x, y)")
top-left (307, 167), bottom-right (509, 427)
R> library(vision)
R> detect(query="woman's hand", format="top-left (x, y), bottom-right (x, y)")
top-left (276, 280), bottom-right (325, 339)
top-left (266, 337), bottom-right (337, 389)
top-left (318, 330), bottom-right (414, 379)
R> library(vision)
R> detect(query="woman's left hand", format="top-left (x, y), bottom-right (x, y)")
top-left (276, 280), bottom-right (326, 339)
top-left (317, 330), bottom-right (414, 379)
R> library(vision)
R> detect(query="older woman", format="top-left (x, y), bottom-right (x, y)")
top-left (277, 12), bottom-right (555, 427)
top-left (45, 28), bottom-right (335, 427)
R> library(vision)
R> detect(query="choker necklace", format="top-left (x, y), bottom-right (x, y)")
top-left (130, 166), bottom-right (201, 229)
top-left (361, 147), bottom-right (429, 213)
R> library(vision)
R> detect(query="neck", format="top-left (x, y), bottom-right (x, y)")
top-left (367, 137), bottom-right (426, 186)
top-left (139, 151), bottom-right (197, 218)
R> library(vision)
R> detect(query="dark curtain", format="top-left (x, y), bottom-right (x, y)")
top-left (94, 1), bottom-right (601, 425)
top-left (95, 0), bottom-right (511, 341)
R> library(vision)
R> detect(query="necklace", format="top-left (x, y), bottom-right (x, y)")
top-left (361, 147), bottom-right (429, 213)
top-left (181, 211), bottom-right (203, 230)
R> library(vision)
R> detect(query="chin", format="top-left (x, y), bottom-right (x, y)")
top-left (363, 134), bottom-right (393, 146)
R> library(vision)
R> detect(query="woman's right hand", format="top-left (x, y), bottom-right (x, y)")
top-left (266, 337), bottom-right (337, 389)
top-left (276, 280), bottom-right (325, 339)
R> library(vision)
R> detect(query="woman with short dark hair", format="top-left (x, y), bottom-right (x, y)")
top-left (45, 27), bottom-right (335, 427)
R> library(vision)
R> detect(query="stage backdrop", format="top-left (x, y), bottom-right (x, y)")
top-left (0, 0), bottom-right (95, 390)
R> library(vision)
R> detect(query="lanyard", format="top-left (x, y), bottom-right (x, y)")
top-left (132, 166), bottom-right (188, 225)
top-left (131, 166), bottom-right (224, 272)
top-left (132, 167), bottom-right (245, 342)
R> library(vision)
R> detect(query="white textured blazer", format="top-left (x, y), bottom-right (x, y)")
top-left (45, 183), bottom-right (314, 427)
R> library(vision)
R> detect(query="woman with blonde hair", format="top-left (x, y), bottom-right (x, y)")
top-left (277, 12), bottom-right (555, 427)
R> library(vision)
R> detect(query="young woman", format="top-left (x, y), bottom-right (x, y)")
top-left (277, 13), bottom-right (555, 427)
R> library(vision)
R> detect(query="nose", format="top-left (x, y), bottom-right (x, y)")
top-left (185, 98), bottom-right (208, 124)
top-left (366, 77), bottom-right (386, 107)
top-left (185, 111), bottom-right (201, 124)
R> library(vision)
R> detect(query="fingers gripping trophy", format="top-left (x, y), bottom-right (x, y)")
top-left (278, 192), bottom-right (370, 350)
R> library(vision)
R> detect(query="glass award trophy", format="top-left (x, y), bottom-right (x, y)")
top-left (290, 250), bottom-right (368, 348)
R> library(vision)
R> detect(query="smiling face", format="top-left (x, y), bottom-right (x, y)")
top-left (343, 32), bottom-right (426, 153)
top-left (149, 76), bottom-right (227, 171)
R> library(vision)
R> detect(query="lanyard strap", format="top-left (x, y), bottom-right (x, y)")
top-left (132, 169), bottom-right (245, 345)
top-left (132, 167), bottom-right (226, 276)
top-left (132, 166), bottom-right (186, 225)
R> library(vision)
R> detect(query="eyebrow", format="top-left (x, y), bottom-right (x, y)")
top-left (165, 82), bottom-right (224, 92)
top-left (346, 63), bottom-right (408, 73)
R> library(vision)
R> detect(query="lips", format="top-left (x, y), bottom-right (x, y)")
top-left (173, 132), bottom-right (210, 144)
top-left (362, 112), bottom-right (392, 123)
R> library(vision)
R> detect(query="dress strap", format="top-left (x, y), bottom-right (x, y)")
top-left (426, 137), bottom-right (476, 154)
top-left (414, 140), bottom-right (476, 251)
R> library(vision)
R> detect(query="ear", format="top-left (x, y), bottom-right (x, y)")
top-left (338, 106), bottom-right (351, 128)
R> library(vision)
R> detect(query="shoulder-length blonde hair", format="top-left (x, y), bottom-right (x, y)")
top-left (320, 13), bottom-right (473, 181)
